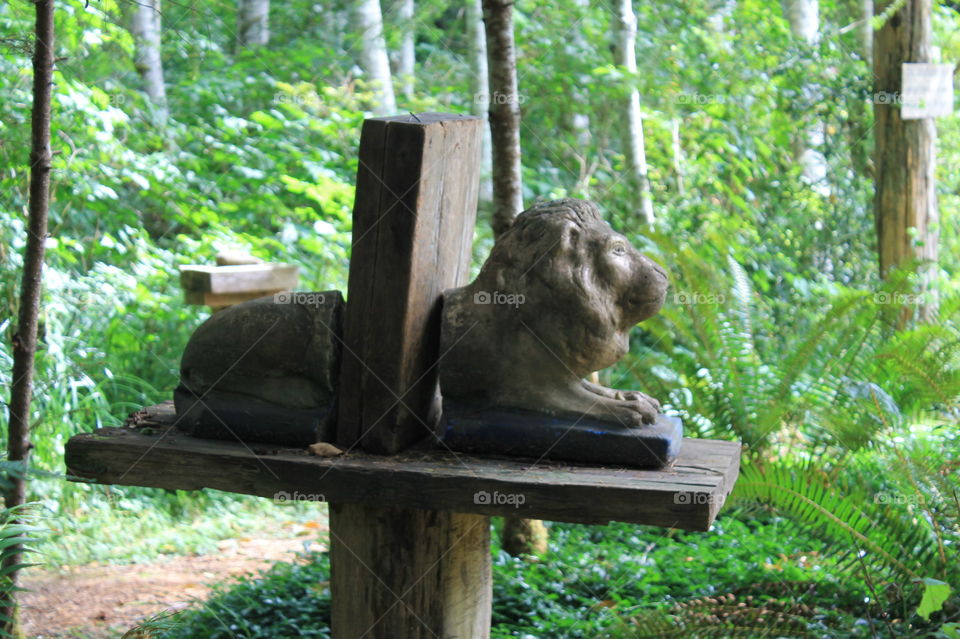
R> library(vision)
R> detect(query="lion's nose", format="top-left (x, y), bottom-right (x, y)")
top-left (645, 257), bottom-right (668, 280)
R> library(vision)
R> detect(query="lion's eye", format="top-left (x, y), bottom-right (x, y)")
top-left (612, 244), bottom-right (626, 256)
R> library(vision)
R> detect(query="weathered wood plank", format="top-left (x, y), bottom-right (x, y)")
top-left (329, 505), bottom-right (491, 638)
top-left (183, 290), bottom-right (284, 307)
top-left (65, 403), bottom-right (741, 531)
top-left (179, 263), bottom-right (299, 294)
top-left (337, 113), bottom-right (482, 454)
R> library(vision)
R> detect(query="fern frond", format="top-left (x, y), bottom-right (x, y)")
top-left (609, 592), bottom-right (813, 638)
top-left (732, 461), bottom-right (945, 582)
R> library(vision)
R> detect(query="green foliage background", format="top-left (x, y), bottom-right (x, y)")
top-left (1, 0), bottom-right (959, 636)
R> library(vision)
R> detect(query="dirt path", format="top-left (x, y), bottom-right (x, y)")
top-left (21, 531), bottom-right (327, 639)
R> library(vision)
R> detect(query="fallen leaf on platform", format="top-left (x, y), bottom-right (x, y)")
top-left (309, 442), bottom-right (344, 457)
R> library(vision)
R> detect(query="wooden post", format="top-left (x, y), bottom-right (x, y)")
top-left (331, 113), bottom-right (489, 638)
top-left (330, 505), bottom-right (491, 638)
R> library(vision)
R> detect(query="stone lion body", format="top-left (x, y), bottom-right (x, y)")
top-left (440, 198), bottom-right (668, 428)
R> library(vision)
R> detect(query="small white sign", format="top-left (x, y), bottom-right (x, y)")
top-left (901, 63), bottom-right (955, 119)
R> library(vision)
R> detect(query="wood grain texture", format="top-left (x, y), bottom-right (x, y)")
top-left (337, 113), bottom-right (482, 454)
top-left (65, 403), bottom-right (740, 531)
top-left (179, 263), bottom-right (299, 294)
top-left (329, 504), bottom-right (490, 638)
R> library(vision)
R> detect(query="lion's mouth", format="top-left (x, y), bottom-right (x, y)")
top-left (623, 285), bottom-right (667, 323)
top-left (626, 276), bottom-right (668, 308)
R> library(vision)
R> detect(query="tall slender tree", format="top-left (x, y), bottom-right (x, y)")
top-left (613, 0), bottom-right (654, 226)
top-left (394, 0), bottom-right (415, 99)
top-left (237, 0), bottom-right (270, 49)
top-left (670, 118), bottom-right (685, 196)
top-left (481, 0), bottom-right (546, 557)
top-left (781, 0), bottom-right (819, 41)
top-left (860, 0), bottom-right (874, 60)
top-left (353, 0), bottom-right (397, 115)
top-left (570, 0), bottom-right (593, 195)
top-left (482, 0), bottom-right (523, 237)
top-left (848, 0), bottom-right (874, 179)
top-left (873, 0), bottom-right (939, 320)
top-left (467, 0), bottom-right (493, 203)
top-left (781, 0), bottom-right (828, 192)
top-left (131, 0), bottom-right (168, 125)
top-left (3, 0), bottom-right (54, 635)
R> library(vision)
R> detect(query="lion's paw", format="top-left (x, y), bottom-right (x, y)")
top-left (601, 396), bottom-right (658, 428)
top-left (617, 391), bottom-right (661, 414)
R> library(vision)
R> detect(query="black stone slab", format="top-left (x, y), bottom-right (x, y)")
top-left (173, 385), bottom-right (333, 447)
top-left (441, 400), bottom-right (682, 468)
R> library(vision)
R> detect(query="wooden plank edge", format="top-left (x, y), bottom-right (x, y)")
top-left (64, 430), bottom-right (732, 531)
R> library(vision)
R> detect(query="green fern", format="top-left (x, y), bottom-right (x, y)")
top-left (733, 461), bottom-right (946, 580)
top-left (605, 592), bottom-right (813, 638)
top-left (0, 505), bottom-right (43, 636)
top-left (121, 610), bottom-right (182, 638)
top-left (633, 235), bottom-right (959, 456)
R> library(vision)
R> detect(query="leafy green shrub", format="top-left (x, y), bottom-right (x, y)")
top-left (162, 551), bottom-right (331, 639)
top-left (159, 516), bottom-right (874, 638)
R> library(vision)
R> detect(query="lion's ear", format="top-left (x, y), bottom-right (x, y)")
top-left (559, 222), bottom-right (580, 254)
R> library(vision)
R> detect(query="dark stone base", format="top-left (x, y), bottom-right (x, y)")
top-left (440, 400), bottom-right (682, 468)
top-left (173, 385), bottom-right (332, 447)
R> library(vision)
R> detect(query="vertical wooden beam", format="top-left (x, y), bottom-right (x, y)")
top-left (337, 113), bottom-right (482, 455)
top-left (330, 505), bottom-right (491, 638)
top-left (331, 113), bottom-right (490, 638)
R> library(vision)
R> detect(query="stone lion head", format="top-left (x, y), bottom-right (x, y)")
top-left (469, 198), bottom-right (668, 376)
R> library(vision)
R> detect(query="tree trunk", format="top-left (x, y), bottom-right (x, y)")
top-left (781, 0), bottom-right (819, 42)
top-left (613, 0), bottom-right (654, 227)
top-left (848, 0), bottom-right (874, 180)
top-left (707, 0), bottom-right (737, 34)
top-left (131, 0), bottom-right (168, 125)
top-left (671, 118), bottom-right (685, 196)
top-left (482, 0), bottom-right (539, 554)
top-left (237, 0), bottom-right (270, 49)
top-left (781, 0), bottom-right (828, 192)
top-left (501, 517), bottom-right (548, 557)
top-left (873, 0), bottom-right (938, 321)
top-left (860, 0), bottom-right (874, 60)
top-left (570, 0), bottom-right (592, 195)
top-left (395, 0), bottom-right (415, 99)
top-left (467, 0), bottom-right (493, 204)
top-left (353, 0), bottom-right (397, 116)
top-left (482, 0), bottom-right (523, 237)
top-left (2, 1), bottom-right (54, 635)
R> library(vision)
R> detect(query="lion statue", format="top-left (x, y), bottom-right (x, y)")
top-left (439, 198), bottom-right (668, 429)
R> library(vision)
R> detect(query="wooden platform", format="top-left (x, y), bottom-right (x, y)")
top-left (65, 403), bottom-right (741, 532)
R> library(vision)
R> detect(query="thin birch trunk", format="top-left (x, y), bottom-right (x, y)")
top-left (131, 0), bottom-right (168, 125)
top-left (237, 0), bottom-right (270, 49)
top-left (396, 0), bottom-right (415, 98)
top-left (467, 0), bottom-right (493, 203)
top-left (353, 0), bottom-right (397, 115)
top-left (613, 0), bottom-right (654, 226)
